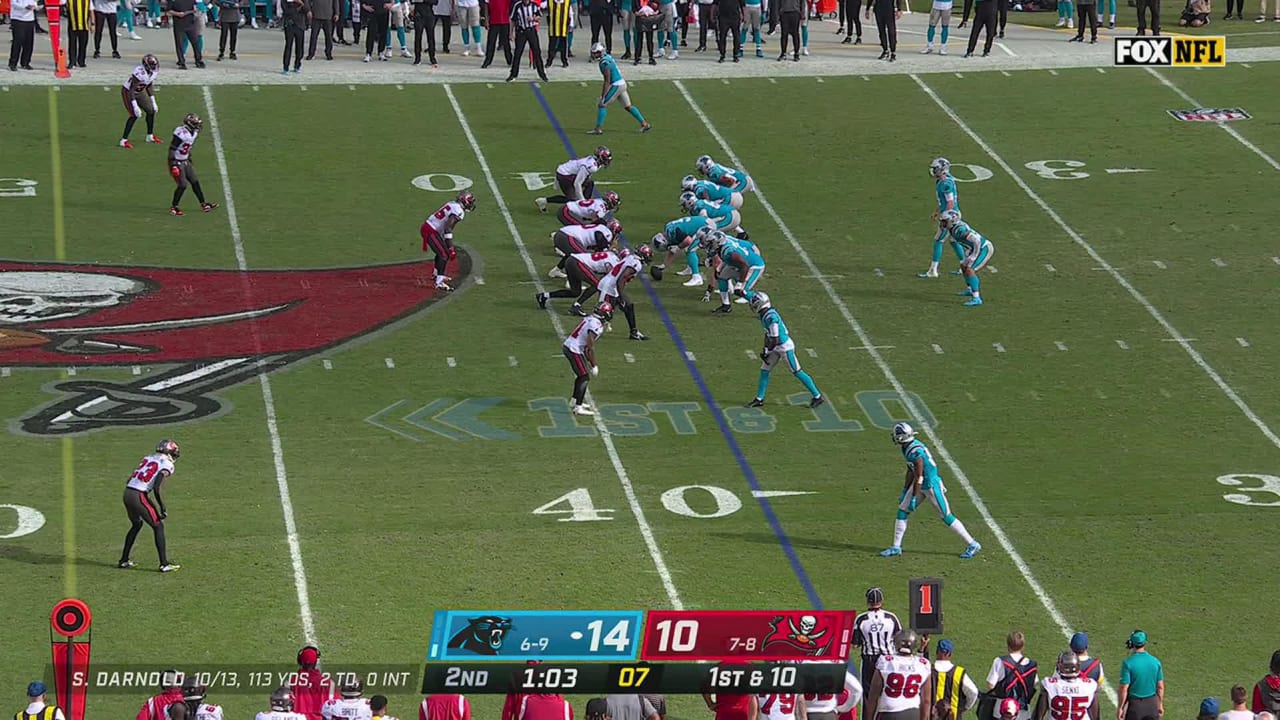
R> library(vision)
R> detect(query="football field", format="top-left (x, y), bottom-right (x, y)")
top-left (2, 62), bottom-right (1280, 719)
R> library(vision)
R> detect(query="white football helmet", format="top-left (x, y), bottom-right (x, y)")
top-left (651, 232), bottom-right (669, 251)
top-left (930, 157), bottom-right (951, 178)
top-left (695, 155), bottom-right (714, 175)
top-left (748, 292), bottom-right (771, 313)
top-left (679, 191), bottom-right (698, 212)
top-left (892, 422), bottom-right (916, 445)
top-left (938, 209), bottom-right (962, 228)
top-left (589, 42), bottom-right (606, 60)
top-left (705, 230), bottom-right (728, 255)
top-left (681, 174), bottom-right (698, 192)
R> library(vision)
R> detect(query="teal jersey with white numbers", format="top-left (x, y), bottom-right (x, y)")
top-left (598, 53), bottom-right (624, 84)
top-left (719, 238), bottom-right (764, 268)
top-left (759, 308), bottom-right (792, 347)
top-left (935, 175), bottom-right (959, 214)
top-left (691, 198), bottom-right (732, 224)
top-left (706, 163), bottom-right (739, 185)
top-left (692, 179), bottom-right (733, 204)
top-left (665, 216), bottom-right (712, 244)
top-left (901, 438), bottom-right (942, 490)
top-left (947, 221), bottom-right (986, 252)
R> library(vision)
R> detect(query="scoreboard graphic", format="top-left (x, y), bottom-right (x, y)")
top-left (423, 609), bottom-right (860, 694)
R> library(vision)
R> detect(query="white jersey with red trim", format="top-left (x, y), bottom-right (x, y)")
top-left (561, 223), bottom-right (614, 249)
top-left (126, 453), bottom-right (175, 492)
top-left (758, 694), bottom-right (801, 720)
top-left (194, 704), bottom-right (223, 720)
top-left (874, 654), bottom-right (931, 713)
top-left (425, 201), bottom-right (465, 234)
top-left (556, 156), bottom-right (600, 178)
top-left (321, 698), bottom-right (372, 720)
top-left (124, 64), bottom-right (158, 90)
top-left (1040, 675), bottom-right (1098, 720)
top-left (563, 316), bottom-right (605, 354)
top-left (597, 255), bottom-right (642, 299)
top-left (171, 126), bottom-right (197, 161)
top-left (570, 251), bottom-right (619, 275)
top-left (565, 198), bottom-right (609, 224)
top-left (255, 712), bottom-right (308, 720)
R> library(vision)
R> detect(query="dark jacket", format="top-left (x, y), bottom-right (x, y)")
top-left (280, 0), bottom-right (309, 27)
top-left (309, 0), bottom-right (335, 19)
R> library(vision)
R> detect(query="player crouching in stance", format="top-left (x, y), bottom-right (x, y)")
top-left (695, 154), bottom-right (755, 195)
top-left (881, 422), bottom-right (981, 559)
top-left (548, 218), bottom-right (620, 279)
top-left (421, 191), bottom-right (476, 291)
top-left (706, 230), bottom-right (765, 312)
top-left (121, 53), bottom-right (161, 148)
top-left (563, 301), bottom-right (614, 416)
top-left (746, 292), bottom-right (824, 409)
top-left (1034, 653), bottom-right (1099, 720)
top-left (588, 42), bottom-right (652, 136)
top-left (681, 190), bottom-right (748, 241)
top-left (119, 438), bottom-right (182, 573)
top-left (538, 247), bottom-right (619, 316)
top-left (598, 243), bottom-right (653, 340)
top-left (558, 191), bottom-right (621, 227)
top-left (868, 630), bottom-right (933, 720)
top-left (168, 114), bottom-right (218, 217)
top-left (938, 210), bottom-right (993, 307)
top-left (258, 689), bottom-right (308, 720)
top-left (536, 146), bottom-right (612, 212)
top-left (683, 173), bottom-right (744, 211)
top-left (651, 215), bottom-right (715, 286)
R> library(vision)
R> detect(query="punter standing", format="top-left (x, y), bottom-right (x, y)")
top-left (119, 439), bottom-right (182, 573)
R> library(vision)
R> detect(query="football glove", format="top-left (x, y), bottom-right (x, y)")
top-left (760, 349), bottom-right (770, 363)
top-left (448, 247), bottom-right (457, 260)
top-left (170, 165), bottom-right (181, 179)
top-left (591, 365), bottom-right (599, 377)
top-left (701, 290), bottom-right (711, 303)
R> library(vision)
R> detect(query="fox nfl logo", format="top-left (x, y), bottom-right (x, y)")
top-left (1114, 36), bottom-right (1226, 67)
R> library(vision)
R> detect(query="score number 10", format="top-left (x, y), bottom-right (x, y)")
top-left (652, 619), bottom-right (700, 653)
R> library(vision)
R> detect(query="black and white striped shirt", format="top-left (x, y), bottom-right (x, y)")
top-left (510, 0), bottom-right (539, 29)
top-left (852, 608), bottom-right (901, 658)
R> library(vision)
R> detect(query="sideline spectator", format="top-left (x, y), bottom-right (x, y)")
top-left (713, 0), bottom-right (740, 61)
top-left (774, 0), bottom-right (798, 59)
top-left (360, 0), bottom-right (389, 60)
top-left (291, 646), bottom-right (334, 720)
top-left (136, 671), bottom-right (186, 720)
top-left (370, 697), bottom-right (395, 720)
top-left (8, 0), bottom-right (37, 69)
top-left (168, 0), bottom-right (204, 67)
top-left (120, 0), bottom-right (144, 37)
top-left (606, 695), bottom-right (659, 720)
top-left (279, 0), bottom-right (308, 73)
top-left (411, 0), bottom-right (437, 63)
top-left (1134, 0), bottom-right (1157, 34)
top-left (702, 692), bottom-right (756, 720)
top-left (586, 0), bottom-right (612, 52)
top-left (640, 697), bottom-right (667, 720)
top-left (455, 0), bottom-right (478, 53)
top-left (632, 0), bottom-right (659, 64)
top-left (520, 695), bottom-right (574, 720)
top-left (985, 632), bottom-right (1037, 720)
top-left (1253, 652), bottom-right (1280, 715)
top-left (1222, 687), bottom-right (1255, 720)
top-left (865, 0), bottom-right (900, 60)
top-left (933, 640), bottom-right (979, 720)
top-left (305, 0), bottom-right (335, 59)
top-left (961, 0), bottom-right (992, 56)
top-left (433, 0), bottom-right (453, 52)
top-left (1117, 631), bottom-right (1162, 720)
top-left (586, 700), bottom-right (609, 720)
top-left (1200, 700), bottom-right (1220, 720)
top-left (387, 0), bottom-right (409, 56)
top-left (215, 0), bottom-right (238, 56)
top-left (421, 694), bottom-right (471, 720)
top-left (692, 0), bottom-right (710, 50)
top-left (480, 0), bottom-right (510, 65)
top-left (545, 0), bottom-right (569, 65)
top-left (740, 0), bottom-right (760, 57)
top-left (1069, 0), bottom-right (1096, 41)
top-left (20, 682), bottom-right (67, 720)
top-left (1176, 0), bottom-right (1209, 26)
top-left (1071, 634), bottom-right (1104, 685)
top-left (91, 0), bottom-right (119, 58)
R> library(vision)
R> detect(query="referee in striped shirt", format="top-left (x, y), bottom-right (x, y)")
top-left (506, 0), bottom-right (549, 82)
top-left (853, 587), bottom-right (902, 700)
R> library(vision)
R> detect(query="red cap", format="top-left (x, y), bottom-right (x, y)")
top-left (298, 648), bottom-right (319, 666)
top-left (999, 700), bottom-right (1020, 717)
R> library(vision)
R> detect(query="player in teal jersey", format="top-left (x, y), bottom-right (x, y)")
top-left (682, 174), bottom-right (744, 210)
top-left (707, 231), bottom-right (765, 313)
top-left (745, 293), bottom-right (824, 409)
top-left (741, 0), bottom-right (764, 57)
top-left (939, 210), bottom-right (994, 307)
top-left (680, 191), bottom-right (748, 240)
top-left (651, 215), bottom-right (716, 286)
top-left (919, 157), bottom-right (966, 279)
top-left (881, 422), bottom-right (982, 559)
top-left (588, 43), bottom-right (652, 135)
top-left (695, 154), bottom-right (755, 194)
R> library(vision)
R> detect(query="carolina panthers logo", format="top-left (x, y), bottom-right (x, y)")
top-left (447, 616), bottom-right (514, 655)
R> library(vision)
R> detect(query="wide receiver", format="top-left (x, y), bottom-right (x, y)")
top-left (868, 629), bottom-right (932, 720)
top-left (120, 53), bottom-right (162, 148)
top-left (420, 191), bottom-right (477, 291)
top-left (1033, 653), bottom-right (1099, 720)
top-left (118, 438), bottom-right (182, 573)
top-left (168, 114), bottom-right (219, 217)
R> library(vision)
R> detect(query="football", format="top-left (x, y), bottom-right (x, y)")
top-left (650, 265), bottom-right (664, 281)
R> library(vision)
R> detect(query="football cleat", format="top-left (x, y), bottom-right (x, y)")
top-left (548, 266), bottom-right (567, 279)
top-left (118, 560), bottom-right (136, 569)
top-left (535, 292), bottom-right (548, 309)
top-left (629, 330), bottom-right (648, 341)
top-left (145, 134), bottom-right (162, 144)
top-left (809, 395), bottom-right (825, 409)
top-left (960, 541), bottom-right (982, 559)
top-left (200, 202), bottom-right (218, 212)
top-left (159, 563), bottom-right (181, 573)
top-left (169, 207), bottom-right (184, 216)
top-left (682, 274), bottom-right (704, 287)
top-left (964, 297), bottom-right (984, 307)
top-left (745, 398), bottom-right (764, 408)
top-left (572, 404), bottom-right (595, 416)
top-left (676, 267), bottom-right (693, 276)
top-left (880, 546), bottom-right (902, 557)
top-left (156, 438), bottom-right (181, 458)
top-left (734, 295), bottom-right (749, 304)
top-left (711, 304), bottom-right (732, 314)
top-left (918, 269), bottom-right (938, 278)
top-left (569, 304), bottom-right (588, 317)
top-left (119, 139), bottom-right (134, 149)
top-left (535, 197), bottom-right (548, 213)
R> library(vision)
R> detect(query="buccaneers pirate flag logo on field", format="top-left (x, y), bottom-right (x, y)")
top-left (0, 254), bottom-right (470, 436)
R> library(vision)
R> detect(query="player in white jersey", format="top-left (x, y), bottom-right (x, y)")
top-left (420, 191), bottom-right (477, 291)
top-left (548, 219), bottom-right (620, 278)
top-left (119, 438), bottom-right (182, 573)
top-left (323, 679), bottom-right (373, 720)
top-left (1033, 653), bottom-right (1099, 720)
top-left (558, 191), bottom-right (621, 226)
top-left (759, 693), bottom-right (806, 720)
top-left (182, 679), bottom-right (223, 720)
top-left (120, 53), bottom-right (161, 148)
top-left (167, 113), bottom-right (218, 217)
top-left (535, 146), bottom-right (613, 211)
top-left (868, 630), bottom-right (932, 720)
top-left (537, 250), bottom-right (619, 315)
top-left (597, 244), bottom-right (653, 341)
top-left (563, 302), bottom-right (614, 416)
top-left (259, 689), bottom-right (309, 720)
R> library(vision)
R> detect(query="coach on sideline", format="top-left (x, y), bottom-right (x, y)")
top-left (18, 682), bottom-right (66, 720)
top-left (1117, 631), bottom-right (1163, 720)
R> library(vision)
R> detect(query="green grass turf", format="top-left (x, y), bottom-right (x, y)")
top-left (2, 64), bottom-right (1279, 720)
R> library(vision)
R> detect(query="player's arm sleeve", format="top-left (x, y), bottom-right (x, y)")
top-left (1117, 661), bottom-right (1130, 687)
top-left (764, 320), bottom-right (780, 348)
top-left (961, 674), bottom-right (980, 710)
top-left (851, 616), bottom-right (864, 647)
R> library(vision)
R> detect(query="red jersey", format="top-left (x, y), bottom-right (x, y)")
top-left (713, 695), bottom-right (754, 720)
top-left (136, 689), bottom-right (185, 720)
top-left (420, 695), bottom-right (471, 720)
top-left (290, 669), bottom-right (334, 720)
top-left (519, 695), bottom-right (573, 720)
top-left (502, 694), bottom-right (528, 720)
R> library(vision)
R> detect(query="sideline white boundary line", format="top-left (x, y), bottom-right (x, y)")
top-left (1144, 68), bottom-right (1280, 172)
top-left (674, 78), bottom-right (1113, 703)
top-left (443, 84), bottom-right (684, 610)
top-left (202, 86), bottom-right (318, 645)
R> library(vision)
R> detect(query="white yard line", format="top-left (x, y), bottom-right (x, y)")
top-left (202, 86), bottom-right (317, 647)
top-left (675, 79), bottom-right (1101, 698)
top-left (912, 73), bottom-right (1280, 462)
top-left (1144, 68), bottom-right (1280, 172)
top-left (443, 83), bottom-right (683, 610)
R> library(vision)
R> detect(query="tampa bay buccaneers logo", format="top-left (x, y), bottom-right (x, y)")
top-left (762, 615), bottom-right (835, 656)
top-left (0, 255), bottom-right (470, 436)
top-left (447, 616), bottom-right (514, 655)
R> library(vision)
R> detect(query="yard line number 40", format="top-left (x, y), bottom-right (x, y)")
top-left (535, 485), bottom-right (760, 522)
